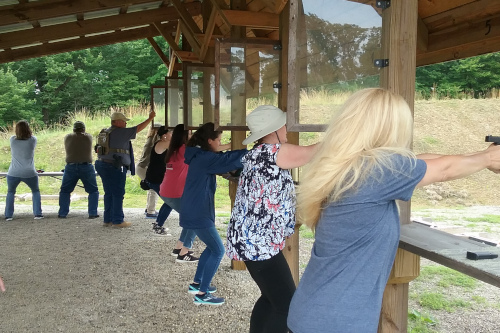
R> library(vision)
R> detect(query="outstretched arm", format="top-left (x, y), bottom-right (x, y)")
top-left (417, 144), bottom-right (500, 188)
top-left (136, 110), bottom-right (156, 133)
top-left (276, 143), bottom-right (319, 169)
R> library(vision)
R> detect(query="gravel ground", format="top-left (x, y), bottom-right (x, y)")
top-left (1, 203), bottom-right (500, 332)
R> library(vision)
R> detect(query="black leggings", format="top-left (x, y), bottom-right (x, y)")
top-left (245, 251), bottom-right (296, 333)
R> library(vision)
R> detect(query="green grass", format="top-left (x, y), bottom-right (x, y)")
top-left (299, 225), bottom-right (315, 239)
top-left (419, 266), bottom-right (477, 289)
top-left (408, 310), bottom-right (438, 333)
top-left (417, 292), bottom-right (471, 312)
top-left (465, 214), bottom-right (500, 224)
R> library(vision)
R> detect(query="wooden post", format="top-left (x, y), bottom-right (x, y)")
top-left (378, 1), bottom-right (419, 332)
top-left (229, 0), bottom-right (248, 271)
top-left (279, 0), bottom-right (300, 285)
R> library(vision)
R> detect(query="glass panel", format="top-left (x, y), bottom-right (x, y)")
top-left (216, 40), bottom-right (280, 129)
top-left (166, 77), bottom-right (184, 128)
top-left (185, 65), bottom-right (215, 128)
top-left (151, 86), bottom-right (166, 126)
top-left (295, 0), bottom-right (382, 128)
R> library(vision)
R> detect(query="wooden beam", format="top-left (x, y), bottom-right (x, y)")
top-left (417, 16), bottom-right (500, 66)
top-left (199, 7), bottom-right (218, 61)
top-left (173, 50), bottom-right (201, 62)
top-left (209, 0), bottom-right (232, 28)
top-left (171, 0), bottom-right (202, 35)
top-left (147, 36), bottom-right (170, 67)
top-left (0, 0), bottom-right (160, 25)
top-left (416, 16), bottom-right (428, 52)
top-left (417, 35), bottom-right (500, 67)
top-left (423, 0), bottom-right (500, 33)
top-left (178, 20), bottom-right (202, 55)
top-left (0, 2), bottom-right (201, 50)
top-left (418, 0), bottom-right (476, 19)
top-left (168, 23), bottom-right (182, 76)
top-left (222, 9), bottom-right (279, 29)
top-left (0, 25), bottom-right (162, 64)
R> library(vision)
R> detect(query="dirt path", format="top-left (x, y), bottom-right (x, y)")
top-left (1, 204), bottom-right (500, 332)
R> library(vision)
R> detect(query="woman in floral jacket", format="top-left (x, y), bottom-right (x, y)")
top-left (226, 105), bottom-right (318, 333)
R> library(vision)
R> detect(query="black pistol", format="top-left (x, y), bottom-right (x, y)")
top-left (485, 135), bottom-right (500, 145)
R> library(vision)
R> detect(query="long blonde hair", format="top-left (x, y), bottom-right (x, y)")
top-left (297, 88), bottom-right (416, 230)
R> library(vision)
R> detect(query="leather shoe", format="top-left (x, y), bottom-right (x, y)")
top-left (111, 221), bottom-right (132, 228)
top-left (89, 215), bottom-right (100, 219)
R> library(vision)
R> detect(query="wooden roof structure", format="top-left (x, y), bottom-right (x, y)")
top-left (1, 0), bottom-right (500, 68)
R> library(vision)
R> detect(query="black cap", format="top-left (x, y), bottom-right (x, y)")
top-left (73, 121), bottom-right (85, 131)
top-left (157, 126), bottom-right (168, 137)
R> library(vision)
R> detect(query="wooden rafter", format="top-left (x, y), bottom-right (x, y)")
top-left (209, 0), bottom-right (231, 28)
top-left (199, 7), bottom-right (218, 61)
top-left (168, 23), bottom-right (183, 76)
top-left (0, 3), bottom-right (201, 51)
top-left (0, 24), bottom-right (172, 64)
top-left (172, 0), bottom-right (202, 56)
top-left (222, 10), bottom-right (279, 29)
top-left (422, 0), bottom-right (500, 33)
top-left (147, 36), bottom-right (170, 67)
top-left (0, 0), bottom-right (160, 25)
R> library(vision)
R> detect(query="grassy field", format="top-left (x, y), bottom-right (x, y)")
top-left (2, 96), bottom-right (500, 212)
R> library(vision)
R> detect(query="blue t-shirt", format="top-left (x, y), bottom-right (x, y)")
top-left (288, 155), bottom-right (426, 333)
top-left (98, 126), bottom-right (137, 166)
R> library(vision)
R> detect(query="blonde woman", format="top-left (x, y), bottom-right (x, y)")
top-left (287, 88), bottom-right (500, 333)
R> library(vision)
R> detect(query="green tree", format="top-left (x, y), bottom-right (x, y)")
top-left (0, 68), bottom-right (38, 127)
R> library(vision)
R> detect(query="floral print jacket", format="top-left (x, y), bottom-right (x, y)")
top-left (226, 143), bottom-right (296, 261)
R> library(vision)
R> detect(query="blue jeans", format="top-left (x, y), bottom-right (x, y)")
top-left (192, 226), bottom-right (225, 293)
top-left (95, 160), bottom-right (126, 224)
top-left (58, 163), bottom-right (99, 217)
top-left (147, 182), bottom-right (172, 227)
top-left (161, 196), bottom-right (196, 249)
top-left (5, 175), bottom-right (42, 218)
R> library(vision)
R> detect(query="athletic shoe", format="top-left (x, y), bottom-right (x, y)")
top-left (111, 221), bottom-right (132, 228)
top-left (34, 215), bottom-right (44, 220)
top-left (176, 252), bottom-right (199, 263)
top-left (89, 215), bottom-right (100, 219)
top-left (5, 217), bottom-right (13, 221)
top-left (145, 212), bottom-right (158, 219)
top-left (188, 283), bottom-right (217, 294)
top-left (171, 248), bottom-right (181, 257)
top-left (153, 227), bottom-right (171, 236)
top-left (193, 293), bottom-right (225, 306)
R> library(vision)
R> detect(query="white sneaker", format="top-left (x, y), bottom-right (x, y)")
top-left (5, 217), bottom-right (13, 221)
top-left (34, 215), bottom-right (44, 220)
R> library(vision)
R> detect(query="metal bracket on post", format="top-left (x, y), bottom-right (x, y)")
top-left (273, 83), bottom-right (282, 89)
top-left (273, 44), bottom-right (282, 51)
top-left (375, 0), bottom-right (390, 10)
top-left (374, 59), bottom-right (389, 68)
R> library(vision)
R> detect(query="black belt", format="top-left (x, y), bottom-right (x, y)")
top-left (67, 162), bottom-right (91, 165)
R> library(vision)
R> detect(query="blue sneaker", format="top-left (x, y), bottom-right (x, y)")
top-left (193, 293), bottom-right (225, 306)
top-left (188, 283), bottom-right (217, 294)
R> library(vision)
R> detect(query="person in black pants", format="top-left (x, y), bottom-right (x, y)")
top-left (226, 105), bottom-right (318, 332)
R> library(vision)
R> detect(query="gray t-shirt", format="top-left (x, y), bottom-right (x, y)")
top-left (288, 155), bottom-right (426, 333)
top-left (98, 126), bottom-right (137, 166)
top-left (7, 136), bottom-right (38, 178)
